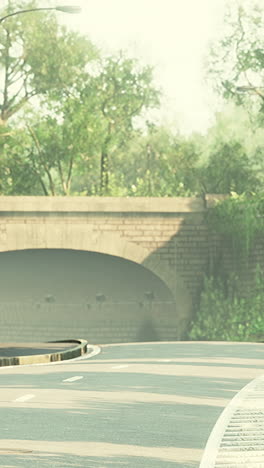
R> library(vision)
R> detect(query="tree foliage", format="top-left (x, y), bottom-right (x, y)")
top-left (207, 0), bottom-right (264, 116)
top-left (0, 1), bottom-right (161, 195)
top-left (112, 126), bottom-right (201, 196)
top-left (78, 53), bottom-right (160, 194)
top-left (0, 0), bottom-right (98, 124)
top-left (206, 192), bottom-right (264, 257)
top-left (2, 0), bottom-right (264, 200)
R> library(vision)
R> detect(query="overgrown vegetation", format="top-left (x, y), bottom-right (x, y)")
top-left (206, 192), bottom-right (264, 256)
top-left (188, 193), bottom-right (264, 341)
top-left (189, 269), bottom-right (264, 341)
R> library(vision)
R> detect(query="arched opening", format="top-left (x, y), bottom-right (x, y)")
top-left (0, 249), bottom-right (178, 343)
top-left (0, 248), bottom-right (173, 303)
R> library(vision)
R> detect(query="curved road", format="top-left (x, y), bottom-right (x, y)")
top-left (0, 341), bottom-right (263, 467)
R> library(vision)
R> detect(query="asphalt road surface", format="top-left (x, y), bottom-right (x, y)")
top-left (0, 341), bottom-right (263, 467)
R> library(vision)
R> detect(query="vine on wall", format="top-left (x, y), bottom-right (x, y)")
top-left (206, 192), bottom-right (264, 257)
top-left (189, 268), bottom-right (264, 341)
top-left (188, 193), bottom-right (264, 341)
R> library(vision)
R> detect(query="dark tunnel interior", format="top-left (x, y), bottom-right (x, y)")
top-left (0, 249), bottom-right (174, 305)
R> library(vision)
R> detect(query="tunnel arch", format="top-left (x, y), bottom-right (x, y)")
top-left (2, 222), bottom-right (192, 334)
top-left (0, 248), bottom-right (174, 303)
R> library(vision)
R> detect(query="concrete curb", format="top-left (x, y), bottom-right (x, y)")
top-left (0, 339), bottom-right (88, 367)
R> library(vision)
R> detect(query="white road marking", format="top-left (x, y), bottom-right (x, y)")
top-left (73, 345), bottom-right (101, 362)
top-left (199, 374), bottom-right (264, 468)
top-left (63, 376), bottom-right (84, 382)
top-left (14, 394), bottom-right (35, 402)
top-left (111, 365), bottom-right (129, 369)
top-left (158, 359), bottom-right (172, 362)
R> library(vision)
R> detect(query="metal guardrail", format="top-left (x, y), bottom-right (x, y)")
top-left (199, 374), bottom-right (264, 468)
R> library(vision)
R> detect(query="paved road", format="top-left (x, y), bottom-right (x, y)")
top-left (0, 341), bottom-right (263, 467)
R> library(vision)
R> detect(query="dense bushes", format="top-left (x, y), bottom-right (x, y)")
top-left (188, 193), bottom-right (264, 341)
top-left (206, 192), bottom-right (264, 256)
top-left (189, 270), bottom-right (264, 341)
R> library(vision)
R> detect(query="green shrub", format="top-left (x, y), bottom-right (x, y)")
top-left (206, 192), bottom-right (264, 256)
top-left (189, 269), bottom-right (264, 341)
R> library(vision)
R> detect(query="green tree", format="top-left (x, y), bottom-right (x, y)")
top-left (0, 104), bottom-right (100, 195)
top-left (197, 104), bottom-right (263, 194)
top-left (0, 0), bottom-right (99, 195)
top-left (0, 0), bottom-right (98, 125)
top-left (81, 54), bottom-right (160, 194)
top-left (59, 53), bottom-right (160, 195)
top-left (207, 0), bottom-right (264, 115)
top-left (0, 124), bottom-right (42, 194)
top-left (0, 51), bottom-right (161, 196)
top-left (198, 140), bottom-right (258, 194)
top-left (114, 126), bottom-right (201, 196)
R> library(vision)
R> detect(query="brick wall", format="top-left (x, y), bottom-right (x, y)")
top-left (0, 196), bottom-right (218, 342)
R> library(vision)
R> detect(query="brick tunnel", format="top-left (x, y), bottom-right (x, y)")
top-left (0, 196), bottom-right (219, 342)
top-left (0, 248), bottom-right (177, 343)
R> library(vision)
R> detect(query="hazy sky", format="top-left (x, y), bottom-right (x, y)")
top-left (4, 0), bottom-right (227, 134)
top-left (55, 0), bottom-right (227, 134)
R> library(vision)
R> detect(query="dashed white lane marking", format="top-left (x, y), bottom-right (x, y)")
top-left (111, 365), bottom-right (129, 369)
top-left (158, 359), bottom-right (172, 362)
top-left (62, 376), bottom-right (84, 383)
top-left (14, 394), bottom-right (35, 402)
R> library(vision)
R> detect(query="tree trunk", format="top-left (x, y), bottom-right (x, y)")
top-left (100, 151), bottom-right (109, 195)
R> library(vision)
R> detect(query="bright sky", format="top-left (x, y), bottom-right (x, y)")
top-left (13, 0), bottom-right (225, 134)
top-left (55, 0), bottom-right (227, 135)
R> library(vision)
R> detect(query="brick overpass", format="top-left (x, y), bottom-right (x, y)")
top-left (0, 196), bottom-right (222, 342)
